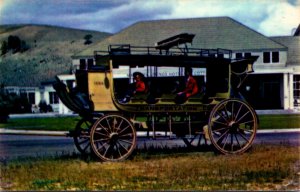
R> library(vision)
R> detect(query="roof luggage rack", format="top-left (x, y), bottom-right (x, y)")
top-left (109, 44), bottom-right (131, 55)
top-left (155, 33), bottom-right (195, 55)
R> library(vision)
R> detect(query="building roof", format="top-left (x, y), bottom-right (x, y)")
top-left (294, 24), bottom-right (300, 36)
top-left (75, 17), bottom-right (286, 57)
top-left (271, 36), bottom-right (300, 66)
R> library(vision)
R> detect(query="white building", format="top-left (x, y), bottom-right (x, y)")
top-left (6, 17), bottom-right (299, 113)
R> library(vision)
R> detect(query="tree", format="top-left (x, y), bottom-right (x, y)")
top-left (0, 84), bottom-right (10, 123)
top-left (1, 41), bottom-right (8, 55)
top-left (8, 35), bottom-right (21, 53)
top-left (84, 34), bottom-right (93, 45)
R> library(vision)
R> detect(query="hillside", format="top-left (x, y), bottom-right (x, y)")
top-left (0, 24), bottom-right (111, 87)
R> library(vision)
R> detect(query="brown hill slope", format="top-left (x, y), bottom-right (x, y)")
top-left (0, 24), bottom-right (111, 87)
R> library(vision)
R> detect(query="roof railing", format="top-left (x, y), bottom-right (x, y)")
top-left (94, 45), bottom-right (232, 59)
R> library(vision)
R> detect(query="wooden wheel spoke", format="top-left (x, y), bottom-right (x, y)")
top-left (93, 138), bottom-right (110, 142)
top-left (216, 129), bottom-right (230, 143)
top-left (116, 119), bottom-right (124, 132)
top-left (239, 120), bottom-right (254, 126)
top-left (116, 140), bottom-right (130, 153)
top-left (84, 121), bottom-right (91, 128)
top-left (237, 131), bottom-right (251, 144)
top-left (221, 132), bottom-right (230, 149)
top-left (222, 103), bottom-right (230, 120)
top-left (212, 126), bottom-right (229, 133)
top-left (79, 135), bottom-right (90, 139)
top-left (231, 101), bottom-right (235, 120)
top-left (216, 111), bottom-right (229, 123)
top-left (234, 103), bottom-right (243, 122)
top-left (236, 111), bottom-right (250, 124)
top-left (97, 123), bottom-right (111, 134)
top-left (242, 129), bottom-right (254, 134)
top-left (212, 119), bottom-right (228, 126)
top-left (95, 140), bottom-right (109, 152)
top-left (118, 132), bottom-right (133, 138)
top-left (117, 125), bottom-right (130, 135)
top-left (231, 133), bottom-right (234, 151)
top-left (78, 138), bottom-right (89, 145)
top-left (105, 117), bottom-right (113, 132)
top-left (94, 130), bottom-right (109, 137)
top-left (115, 143), bottom-right (123, 158)
top-left (103, 143), bottom-right (113, 157)
top-left (234, 133), bottom-right (242, 149)
top-left (82, 142), bottom-right (91, 152)
top-left (119, 139), bottom-right (134, 145)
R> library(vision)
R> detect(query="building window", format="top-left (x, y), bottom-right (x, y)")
top-left (235, 53), bottom-right (242, 59)
top-left (263, 52), bottom-right (270, 63)
top-left (28, 92), bottom-right (35, 105)
top-left (49, 92), bottom-right (59, 104)
top-left (263, 51), bottom-right (279, 63)
top-left (272, 52), bottom-right (279, 63)
top-left (294, 75), bottom-right (300, 106)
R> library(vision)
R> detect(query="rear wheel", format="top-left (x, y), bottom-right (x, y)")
top-left (90, 114), bottom-right (137, 161)
top-left (208, 99), bottom-right (257, 154)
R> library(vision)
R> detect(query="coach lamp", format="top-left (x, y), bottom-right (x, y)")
top-left (247, 62), bottom-right (254, 73)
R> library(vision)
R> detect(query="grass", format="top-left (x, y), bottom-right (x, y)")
top-left (0, 144), bottom-right (299, 190)
top-left (0, 116), bottom-right (81, 131)
top-left (0, 114), bottom-right (299, 131)
top-left (259, 114), bottom-right (300, 129)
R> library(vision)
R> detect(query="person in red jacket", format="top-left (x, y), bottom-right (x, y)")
top-left (175, 67), bottom-right (199, 103)
top-left (133, 73), bottom-right (146, 94)
top-left (120, 72), bottom-right (146, 103)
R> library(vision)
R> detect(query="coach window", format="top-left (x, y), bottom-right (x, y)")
top-left (87, 59), bottom-right (94, 68)
top-left (79, 59), bottom-right (86, 70)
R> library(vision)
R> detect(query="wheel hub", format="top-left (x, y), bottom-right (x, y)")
top-left (109, 132), bottom-right (119, 142)
top-left (228, 121), bottom-right (239, 132)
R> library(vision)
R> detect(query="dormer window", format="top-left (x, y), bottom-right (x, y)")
top-left (263, 51), bottom-right (279, 63)
top-left (272, 52), bottom-right (279, 63)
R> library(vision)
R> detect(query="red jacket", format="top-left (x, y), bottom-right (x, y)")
top-left (183, 76), bottom-right (198, 97)
top-left (135, 80), bottom-right (146, 93)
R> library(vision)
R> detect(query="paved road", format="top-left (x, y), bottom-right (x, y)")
top-left (0, 131), bottom-right (299, 160)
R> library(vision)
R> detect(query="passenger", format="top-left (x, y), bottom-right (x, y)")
top-left (175, 67), bottom-right (198, 104)
top-left (120, 72), bottom-right (146, 103)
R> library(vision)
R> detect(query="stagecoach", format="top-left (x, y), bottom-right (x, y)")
top-left (53, 33), bottom-right (259, 162)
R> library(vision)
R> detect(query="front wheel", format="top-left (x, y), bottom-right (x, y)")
top-left (73, 117), bottom-right (98, 155)
top-left (208, 99), bottom-right (258, 154)
top-left (90, 114), bottom-right (137, 162)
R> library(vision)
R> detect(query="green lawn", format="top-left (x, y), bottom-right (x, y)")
top-left (0, 114), bottom-right (299, 131)
top-left (0, 116), bottom-right (81, 131)
top-left (258, 114), bottom-right (300, 129)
